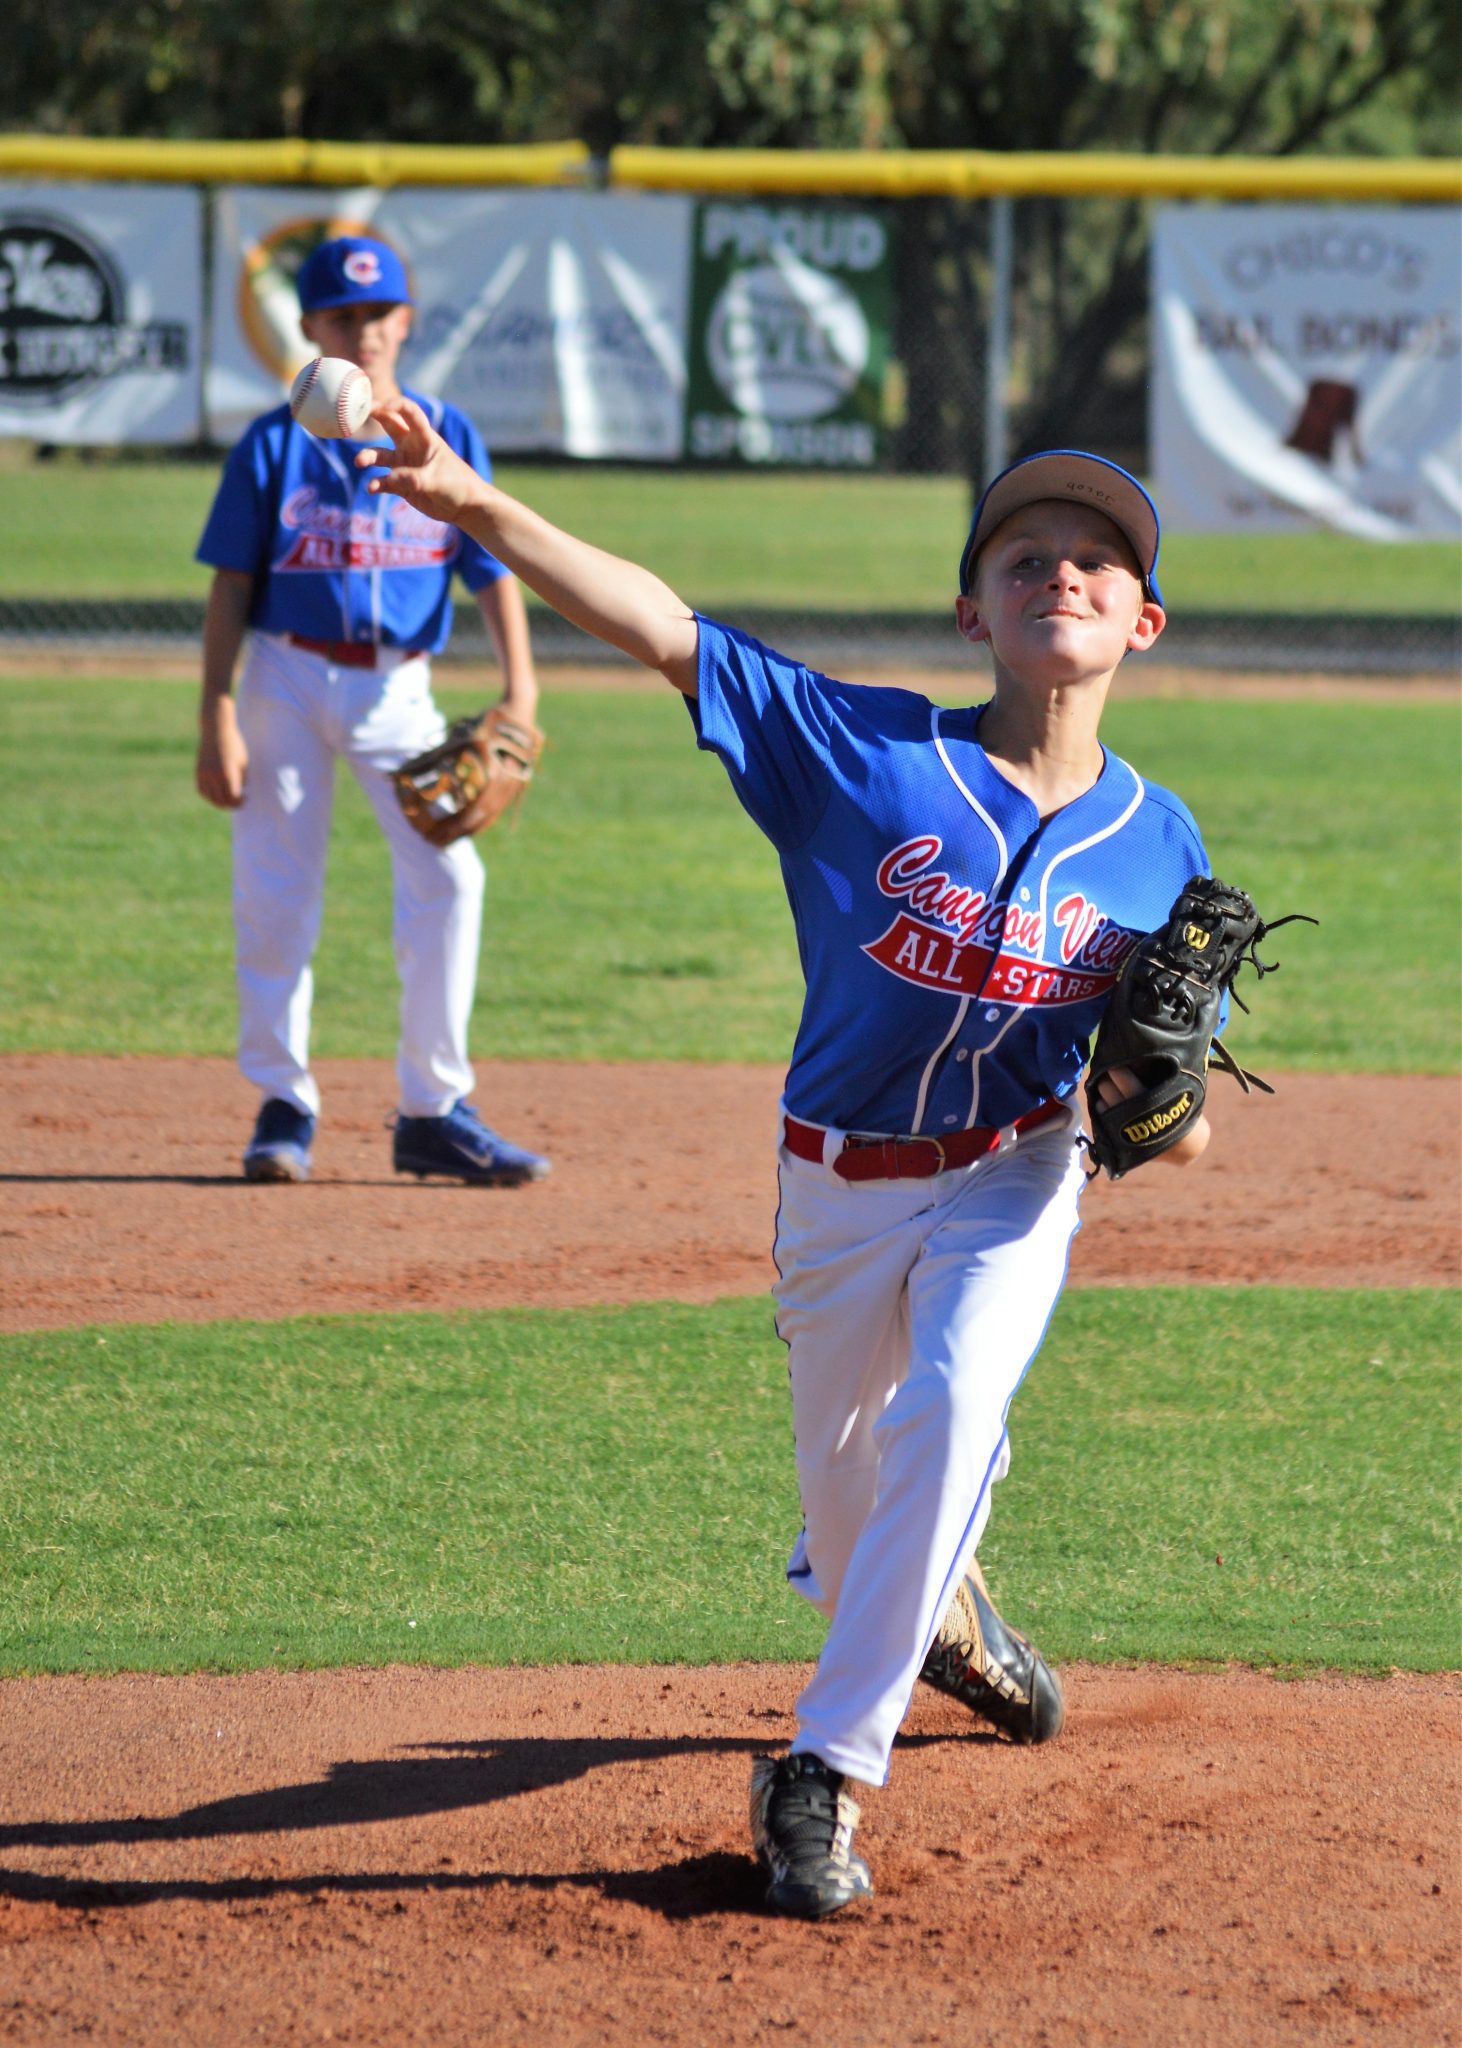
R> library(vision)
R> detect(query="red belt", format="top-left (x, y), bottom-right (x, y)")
top-left (783, 1098), bottom-right (1066, 1181)
top-left (288, 634), bottom-right (425, 668)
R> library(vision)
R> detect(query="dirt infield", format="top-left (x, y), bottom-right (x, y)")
top-left (1, 1055), bottom-right (1456, 1329)
top-left (2, 1052), bottom-right (1458, 2043)
top-left (2, 1663), bottom-right (1457, 2046)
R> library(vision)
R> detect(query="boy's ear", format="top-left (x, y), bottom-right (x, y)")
top-left (1126, 600), bottom-right (1166, 653)
top-left (955, 593), bottom-right (992, 646)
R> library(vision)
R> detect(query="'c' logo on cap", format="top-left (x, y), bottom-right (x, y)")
top-left (343, 250), bottom-right (382, 286)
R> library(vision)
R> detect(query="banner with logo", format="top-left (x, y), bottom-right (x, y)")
top-left (1152, 204), bottom-right (1462, 537)
top-left (684, 202), bottom-right (894, 467)
top-left (209, 187), bottom-right (693, 456)
top-left (0, 184), bottom-right (202, 441)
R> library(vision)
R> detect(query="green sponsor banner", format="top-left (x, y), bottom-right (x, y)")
top-left (685, 200), bottom-right (893, 468)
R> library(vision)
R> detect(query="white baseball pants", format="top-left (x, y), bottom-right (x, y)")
top-left (772, 1111), bottom-right (1086, 1786)
top-left (232, 632), bottom-right (485, 1120)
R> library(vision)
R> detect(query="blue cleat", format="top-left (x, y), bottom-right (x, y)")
top-left (391, 1099), bottom-right (550, 1187)
top-left (243, 1098), bottom-right (315, 1183)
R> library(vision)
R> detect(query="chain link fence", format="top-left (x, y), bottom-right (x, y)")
top-left (885, 194), bottom-right (1148, 481)
top-left (2, 595), bottom-right (1454, 675)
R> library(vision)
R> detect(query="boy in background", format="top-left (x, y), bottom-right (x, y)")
top-left (195, 235), bottom-right (548, 1188)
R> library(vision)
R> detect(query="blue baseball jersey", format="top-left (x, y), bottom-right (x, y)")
top-left (196, 389), bottom-right (507, 652)
top-left (690, 618), bottom-right (1215, 1136)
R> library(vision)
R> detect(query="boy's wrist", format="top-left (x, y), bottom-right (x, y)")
top-left (470, 476), bottom-right (502, 523)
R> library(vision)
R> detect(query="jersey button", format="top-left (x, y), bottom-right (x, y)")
top-left (955, 1048), bottom-right (969, 1062)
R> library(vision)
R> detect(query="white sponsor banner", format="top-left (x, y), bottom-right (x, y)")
top-left (1152, 205), bottom-right (1462, 537)
top-left (0, 183), bottom-right (202, 442)
top-left (209, 187), bottom-right (692, 457)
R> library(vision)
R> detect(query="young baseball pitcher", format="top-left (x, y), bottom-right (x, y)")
top-left (195, 235), bottom-right (549, 1188)
top-left (354, 407), bottom-right (1254, 1916)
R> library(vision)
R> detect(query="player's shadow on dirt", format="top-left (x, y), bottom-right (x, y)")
top-left (0, 1731), bottom-right (795, 1919)
top-left (0, 1733), bottom-right (753, 1852)
top-left (0, 1727), bottom-right (972, 1858)
top-left (0, 1850), bottom-right (770, 1920)
top-left (0, 1174), bottom-right (527, 1188)
top-left (0, 1728), bottom-right (966, 1921)
top-left (0, 1173), bottom-right (249, 1187)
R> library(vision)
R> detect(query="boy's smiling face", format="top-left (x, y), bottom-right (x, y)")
top-left (955, 498), bottom-right (1164, 684)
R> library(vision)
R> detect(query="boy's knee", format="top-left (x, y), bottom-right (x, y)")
top-left (406, 838), bottom-right (484, 911)
top-left (872, 1371), bottom-right (1002, 1484)
top-left (443, 843), bottom-right (485, 901)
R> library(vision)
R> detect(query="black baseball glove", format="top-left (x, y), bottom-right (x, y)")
top-left (1084, 875), bottom-right (1315, 1180)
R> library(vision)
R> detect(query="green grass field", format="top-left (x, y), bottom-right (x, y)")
top-left (0, 678), bottom-right (1457, 1069)
top-left (2, 455), bottom-right (1458, 615)
top-left (1, 1290), bottom-right (1455, 1678)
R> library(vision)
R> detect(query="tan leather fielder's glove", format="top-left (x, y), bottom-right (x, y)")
top-left (391, 705), bottom-right (544, 846)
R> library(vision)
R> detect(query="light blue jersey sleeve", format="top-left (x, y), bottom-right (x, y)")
top-left (686, 616), bottom-right (836, 852)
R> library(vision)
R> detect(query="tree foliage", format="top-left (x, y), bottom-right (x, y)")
top-left (5, 0), bottom-right (1454, 467)
top-left (8, 0), bottom-right (1452, 154)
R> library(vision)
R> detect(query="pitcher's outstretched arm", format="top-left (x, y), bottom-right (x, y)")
top-left (361, 397), bottom-right (700, 694)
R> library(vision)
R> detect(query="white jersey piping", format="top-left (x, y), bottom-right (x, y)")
top-left (910, 706), bottom-right (1010, 1133)
top-left (314, 439), bottom-right (356, 641)
top-left (931, 706), bottom-right (1009, 881)
top-left (966, 1003), bottom-right (1023, 1129)
top-left (1038, 761), bottom-right (1146, 926)
top-left (911, 995), bottom-right (969, 1136)
top-left (924, 726), bottom-right (1146, 1131)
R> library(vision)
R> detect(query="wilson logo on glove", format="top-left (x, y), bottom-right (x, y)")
top-left (1123, 1094), bottom-right (1194, 1145)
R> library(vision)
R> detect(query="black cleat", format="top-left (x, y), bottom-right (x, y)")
top-left (749, 1752), bottom-right (874, 1920)
top-left (920, 1559), bottom-right (1065, 1745)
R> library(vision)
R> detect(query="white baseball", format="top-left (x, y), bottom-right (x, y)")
top-left (289, 356), bottom-right (374, 438)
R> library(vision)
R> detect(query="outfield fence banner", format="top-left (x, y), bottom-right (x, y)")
top-left (0, 183), bottom-right (202, 442)
top-left (685, 200), bottom-right (895, 468)
top-left (208, 186), bottom-right (694, 456)
top-left (1152, 204), bottom-right (1462, 538)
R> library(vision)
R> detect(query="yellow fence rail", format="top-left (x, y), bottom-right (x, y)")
top-left (0, 136), bottom-right (590, 186)
top-left (0, 134), bottom-right (1457, 200)
top-left (609, 147), bottom-right (1461, 202)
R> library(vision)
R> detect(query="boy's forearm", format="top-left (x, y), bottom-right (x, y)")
top-left (200, 571), bottom-right (254, 711)
top-left (475, 574), bottom-right (537, 718)
top-left (363, 401), bottom-right (699, 690)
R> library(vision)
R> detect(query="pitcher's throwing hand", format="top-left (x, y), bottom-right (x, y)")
top-left (360, 398), bottom-right (486, 526)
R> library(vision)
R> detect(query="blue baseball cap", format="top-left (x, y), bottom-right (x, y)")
top-left (959, 450), bottom-right (1164, 608)
top-left (295, 235), bottom-right (413, 312)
